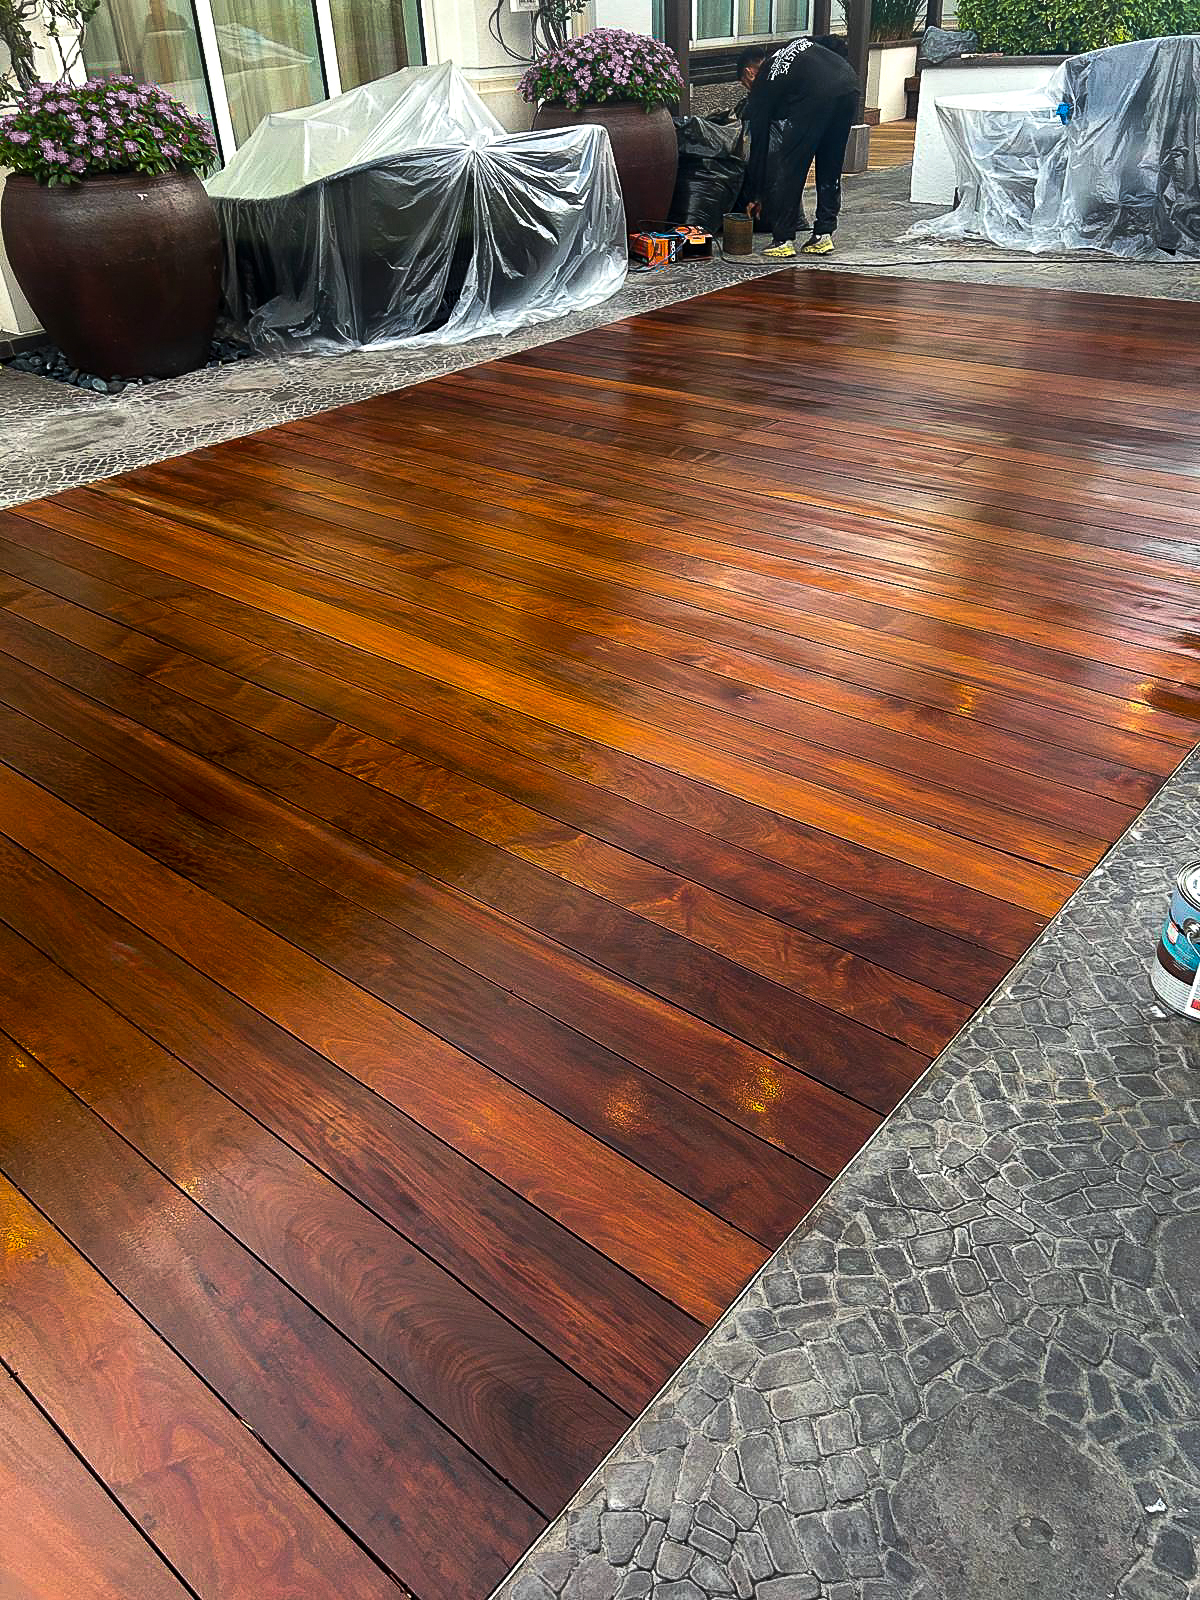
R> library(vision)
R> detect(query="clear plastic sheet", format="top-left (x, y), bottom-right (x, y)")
top-left (206, 63), bottom-right (627, 351)
top-left (906, 36), bottom-right (1200, 258)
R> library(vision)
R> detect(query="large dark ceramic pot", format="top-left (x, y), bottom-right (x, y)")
top-left (533, 100), bottom-right (678, 229)
top-left (1, 171), bottom-right (221, 378)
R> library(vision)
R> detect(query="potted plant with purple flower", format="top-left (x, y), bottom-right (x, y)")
top-left (0, 75), bottom-right (221, 378)
top-left (522, 28), bottom-right (684, 228)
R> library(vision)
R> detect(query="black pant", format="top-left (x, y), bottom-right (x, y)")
top-left (767, 90), bottom-right (858, 243)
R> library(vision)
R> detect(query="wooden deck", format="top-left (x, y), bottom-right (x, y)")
top-left (867, 117), bottom-right (916, 168)
top-left (1, 272), bottom-right (1198, 1600)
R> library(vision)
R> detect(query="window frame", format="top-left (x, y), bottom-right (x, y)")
top-left (84, 0), bottom-right (425, 163)
top-left (690, 0), bottom-right (810, 47)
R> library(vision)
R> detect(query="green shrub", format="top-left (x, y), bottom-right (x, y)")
top-left (957, 0), bottom-right (1200, 54)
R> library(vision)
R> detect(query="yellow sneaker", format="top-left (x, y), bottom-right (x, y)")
top-left (800, 233), bottom-right (835, 255)
top-left (762, 241), bottom-right (797, 259)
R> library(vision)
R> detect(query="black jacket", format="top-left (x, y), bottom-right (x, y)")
top-left (745, 39), bottom-right (860, 194)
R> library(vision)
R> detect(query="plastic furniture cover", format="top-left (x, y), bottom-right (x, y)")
top-left (906, 36), bottom-right (1200, 258)
top-left (206, 63), bottom-right (627, 351)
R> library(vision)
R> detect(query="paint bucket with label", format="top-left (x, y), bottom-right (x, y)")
top-left (1150, 862), bottom-right (1200, 1019)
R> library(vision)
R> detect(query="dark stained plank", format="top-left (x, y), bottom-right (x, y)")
top-left (0, 1373), bottom-right (193, 1600)
top-left (0, 1039), bottom-right (543, 1599)
top-left (0, 825), bottom-right (702, 1405)
top-left (2, 494), bottom-right (1091, 912)
top-left (0, 270), bottom-right (1197, 1600)
top-left (0, 522), bottom-right (1051, 964)
top-left (102, 451), bottom-right (1144, 846)
top-left (0, 920), bottom-right (629, 1515)
top-left (0, 1171), bottom-right (411, 1600)
top-left (0, 555), bottom-right (1017, 1007)
top-left (0, 762), bottom-right (770, 1319)
top-left (128, 415), bottom-right (1198, 748)
top-left (2, 486), bottom-right (1088, 921)
top-left (137, 424), bottom-right (1192, 782)
top-left (136, 437), bottom-right (1175, 800)
top-left (0, 612), bottom-right (923, 1116)
top-left (0, 693), bottom-right (830, 1233)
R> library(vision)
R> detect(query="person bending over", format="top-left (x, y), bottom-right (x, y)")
top-left (739, 34), bottom-right (860, 258)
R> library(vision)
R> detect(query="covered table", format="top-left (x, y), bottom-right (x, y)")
top-left (907, 36), bottom-right (1200, 258)
top-left (206, 63), bottom-right (627, 351)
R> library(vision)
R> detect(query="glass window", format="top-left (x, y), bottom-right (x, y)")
top-left (208, 0), bottom-right (326, 143)
top-left (736, 0), bottom-right (770, 32)
top-left (772, 0), bottom-right (809, 31)
top-left (329, 0), bottom-right (421, 89)
top-left (695, 0), bottom-right (732, 38)
top-left (687, 0), bottom-right (808, 42)
top-left (83, 0), bottom-right (215, 127)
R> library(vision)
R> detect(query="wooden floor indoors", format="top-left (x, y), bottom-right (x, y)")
top-left (1, 272), bottom-right (1198, 1600)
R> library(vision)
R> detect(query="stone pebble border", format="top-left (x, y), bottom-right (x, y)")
top-left (493, 747), bottom-right (1200, 1600)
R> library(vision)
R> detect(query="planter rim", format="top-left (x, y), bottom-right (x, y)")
top-left (5, 168), bottom-right (204, 190)
top-left (536, 98), bottom-right (672, 111)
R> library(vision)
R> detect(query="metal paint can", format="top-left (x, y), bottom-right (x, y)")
top-left (723, 213), bottom-right (753, 256)
top-left (1150, 862), bottom-right (1200, 1019)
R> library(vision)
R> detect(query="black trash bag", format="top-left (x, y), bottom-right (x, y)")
top-left (668, 116), bottom-right (746, 232)
top-left (918, 26), bottom-right (979, 68)
top-left (734, 119), bottom-right (807, 233)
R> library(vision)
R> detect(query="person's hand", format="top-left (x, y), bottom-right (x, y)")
top-left (747, 200), bottom-right (762, 221)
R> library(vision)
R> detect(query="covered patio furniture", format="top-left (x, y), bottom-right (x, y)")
top-left (207, 63), bottom-right (627, 350)
top-left (907, 36), bottom-right (1200, 258)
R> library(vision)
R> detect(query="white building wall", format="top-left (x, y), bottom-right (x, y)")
top-left (866, 40), bottom-right (917, 120)
top-left (420, 0), bottom-right (535, 128)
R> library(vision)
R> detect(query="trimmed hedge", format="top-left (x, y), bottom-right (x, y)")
top-left (956, 0), bottom-right (1200, 54)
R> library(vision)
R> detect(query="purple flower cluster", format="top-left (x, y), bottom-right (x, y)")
top-left (519, 27), bottom-right (684, 112)
top-left (0, 75), bottom-right (218, 188)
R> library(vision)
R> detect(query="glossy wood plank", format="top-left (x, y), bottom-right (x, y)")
top-left (105, 451), bottom-right (1148, 840)
top-left (0, 522), bottom-right (1052, 962)
top-left (0, 691), bottom-right (830, 1228)
top-left (129, 419), bottom-right (1200, 712)
top-left (0, 611), bottom-right (929, 1106)
top-left (1, 583), bottom-right (967, 1062)
top-left (1, 271), bottom-right (1196, 1600)
top-left (119, 445), bottom-right (1177, 799)
top-left (3, 494), bottom-right (1082, 911)
top-left (0, 765), bottom-right (762, 1323)
top-left (0, 920), bottom-right (629, 1515)
top-left (203, 416), bottom-right (1198, 748)
top-left (0, 1171), bottom-right (410, 1600)
top-left (0, 1040), bottom-right (543, 1598)
top-left (0, 559), bottom-right (1016, 1007)
top-left (0, 1373), bottom-right (193, 1600)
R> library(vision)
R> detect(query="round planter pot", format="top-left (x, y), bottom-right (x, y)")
top-left (1, 171), bottom-right (221, 379)
top-left (534, 100), bottom-right (678, 230)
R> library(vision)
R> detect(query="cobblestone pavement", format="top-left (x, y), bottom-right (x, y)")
top-left (493, 747), bottom-right (1200, 1600)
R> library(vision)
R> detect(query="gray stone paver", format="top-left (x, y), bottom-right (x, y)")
top-left (493, 748), bottom-right (1200, 1600)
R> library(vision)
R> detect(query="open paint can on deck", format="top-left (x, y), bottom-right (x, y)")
top-left (723, 213), bottom-right (753, 256)
top-left (1150, 862), bottom-right (1200, 1019)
